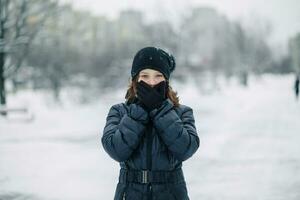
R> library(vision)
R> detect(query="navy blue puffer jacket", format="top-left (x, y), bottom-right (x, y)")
top-left (102, 98), bottom-right (199, 200)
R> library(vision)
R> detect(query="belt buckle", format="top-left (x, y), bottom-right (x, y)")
top-left (142, 170), bottom-right (148, 184)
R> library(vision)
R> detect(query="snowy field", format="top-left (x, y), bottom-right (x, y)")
top-left (0, 74), bottom-right (299, 200)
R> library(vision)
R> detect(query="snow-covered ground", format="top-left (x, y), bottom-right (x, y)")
top-left (0, 74), bottom-right (299, 200)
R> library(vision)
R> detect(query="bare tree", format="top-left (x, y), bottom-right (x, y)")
top-left (0, 0), bottom-right (57, 113)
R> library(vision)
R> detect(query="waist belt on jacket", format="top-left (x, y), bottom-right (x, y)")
top-left (118, 168), bottom-right (185, 184)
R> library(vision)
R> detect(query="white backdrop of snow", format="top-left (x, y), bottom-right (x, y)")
top-left (0, 74), bottom-right (299, 200)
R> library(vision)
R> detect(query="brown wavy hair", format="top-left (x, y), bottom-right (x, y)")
top-left (125, 76), bottom-right (180, 107)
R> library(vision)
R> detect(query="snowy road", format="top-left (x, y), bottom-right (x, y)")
top-left (0, 74), bottom-right (299, 200)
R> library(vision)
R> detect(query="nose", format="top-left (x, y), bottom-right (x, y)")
top-left (147, 78), bottom-right (157, 87)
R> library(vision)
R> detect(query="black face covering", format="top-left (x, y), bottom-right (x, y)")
top-left (136, 80), bottom-right (168, 111)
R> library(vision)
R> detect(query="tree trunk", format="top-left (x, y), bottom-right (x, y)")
top-left (0, 52), bottom-right (7, 116)
top-left (0, 53), bottom-right (5, 100)
top-left (0, 0), bottom-right (7, 115)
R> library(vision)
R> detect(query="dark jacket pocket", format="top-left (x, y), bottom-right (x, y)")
top-left (124, 188), bottom-right (143, 200)
top-left (115, 183), bottom-right (144, 200)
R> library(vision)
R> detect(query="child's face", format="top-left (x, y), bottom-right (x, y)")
top-left (138, 69), bottom-right (166, 87)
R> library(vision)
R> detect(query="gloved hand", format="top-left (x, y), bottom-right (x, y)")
top-left (136, 80), bottom-right (168, 111)
top-left (128, 103), bottom-right (149, 124)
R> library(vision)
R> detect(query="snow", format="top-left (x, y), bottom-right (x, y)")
top-left (0, 74), bottom-right (299, 200)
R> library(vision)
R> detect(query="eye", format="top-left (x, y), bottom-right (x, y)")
top-left (156, 74), bottom-right (163, 77)
top-left (140, 74), bottom-right (148, 78)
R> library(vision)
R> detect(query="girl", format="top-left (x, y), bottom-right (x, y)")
top-left (102, 47), bottom-right (200, 200)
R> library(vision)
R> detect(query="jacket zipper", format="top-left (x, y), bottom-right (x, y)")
top-left (146, 122), bottom-right (153, 198)
top-left (146, 122), bottom-right (152, 170)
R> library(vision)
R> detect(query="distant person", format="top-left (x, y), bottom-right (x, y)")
top-left (295, 74), bottom-right (299, 99)
top-left (102, 47), bottom-right (200, 200)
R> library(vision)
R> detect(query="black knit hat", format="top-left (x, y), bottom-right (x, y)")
top-left (131, 47), bottom-right (176, 80)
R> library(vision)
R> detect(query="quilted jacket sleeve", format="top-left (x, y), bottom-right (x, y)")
top-left (102, 103), bottom-right (148, 162)
top-left (150, 99), bottom-right (200, 162)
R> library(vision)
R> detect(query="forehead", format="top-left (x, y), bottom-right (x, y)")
top-left (139, 69), bottom-right (162, 74)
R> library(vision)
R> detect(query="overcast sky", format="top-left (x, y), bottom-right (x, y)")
top-left (61, 0), bottom-right (300, 52)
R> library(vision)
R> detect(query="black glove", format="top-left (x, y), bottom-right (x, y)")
top-left (128, 103), bottom-right (149, 124)
top-left (136, 80), bottom-right (167, 111)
